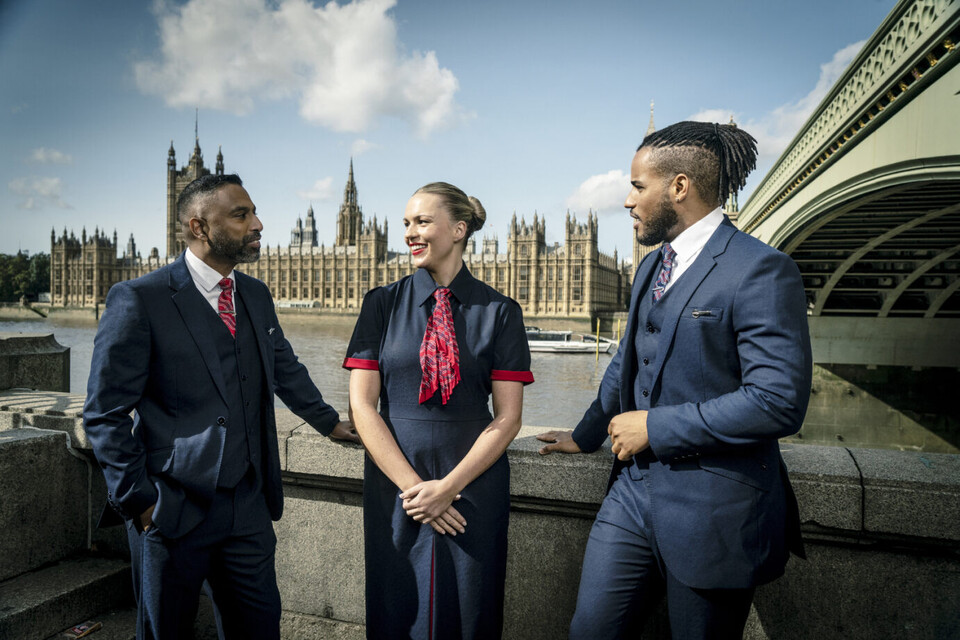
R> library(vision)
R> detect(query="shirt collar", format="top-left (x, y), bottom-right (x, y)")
top-left (185, 246), bottom-right (235, 293)
top-left (668, 208), bottom-right (724, 263)
top-left (413, 262), bottom-right (477, 306)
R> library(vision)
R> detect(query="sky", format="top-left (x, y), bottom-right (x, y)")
top-left (0, 0), bottom-right (897, 261)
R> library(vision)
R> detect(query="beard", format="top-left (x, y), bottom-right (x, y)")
top-left (636, 193), bottom-right (679, 246)
top-left (208, 227), bottom-right (261, 264)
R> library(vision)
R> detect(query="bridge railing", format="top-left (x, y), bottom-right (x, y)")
top-left (738, 0), bottom-right (960, 235)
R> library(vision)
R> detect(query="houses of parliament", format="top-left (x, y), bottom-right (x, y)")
top-left (51, 114), bottom-right (741, 319)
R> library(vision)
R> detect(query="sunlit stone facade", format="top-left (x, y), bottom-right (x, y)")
top-left (51, 138), bottom-right (631, 318)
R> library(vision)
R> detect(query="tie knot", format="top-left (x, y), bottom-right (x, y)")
top-left (662, 243), bottom-right (676, 263)
top-left (434, 287), bottom-right (450, 301)
top-left (218, 277), bottom-right (233, 291)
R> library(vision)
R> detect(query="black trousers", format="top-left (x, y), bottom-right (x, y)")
top-left (126, 471), bottom-right (281, 640)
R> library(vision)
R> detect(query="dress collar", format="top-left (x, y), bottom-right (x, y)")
top-left (413, 262), bottom-right (476, 306)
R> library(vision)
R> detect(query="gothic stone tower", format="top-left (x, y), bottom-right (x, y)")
top-left (291, 204), bottom-right (319, 249)
top-left (634, 100), bottom-right (661, 272)
top-left (49, 226), bottom-right (119, 307)
top-left (166, 132), bottom-right (223, 258)
top-left (508, 212), bottom-right (546, 306)
top-left (335, 160), bottom-right (387, 259)
top-left (336, 159), bottom-right (361, 247)
top-left (564, 211), bottom-right (599, 313)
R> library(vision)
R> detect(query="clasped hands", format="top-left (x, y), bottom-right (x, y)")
top-left (537, 410), bottom-right (649, 461)
top-left (400, 479), bottom-right (467, 537)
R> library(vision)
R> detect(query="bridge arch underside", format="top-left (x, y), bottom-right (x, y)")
top-left (782, 178), bottom-right (960, 318)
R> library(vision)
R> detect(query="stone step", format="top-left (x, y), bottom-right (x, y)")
top-left (44, 607), bottom-right (137, 640)
top-left (0, 555), bottom-right (132, 640)
top-left (38, 597), bottom-right (222, 640)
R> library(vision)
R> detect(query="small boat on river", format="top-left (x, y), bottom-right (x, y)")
top-left (525, 326), bottom-right (615, 354)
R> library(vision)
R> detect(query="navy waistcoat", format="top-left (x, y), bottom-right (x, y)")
top-left (634, 273), bottom-right (670, 412)
top-left (207, 289), bottom-right (264, 488)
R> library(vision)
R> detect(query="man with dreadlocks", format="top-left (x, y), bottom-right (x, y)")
top-left (538, 121), bottom-right (812, 638)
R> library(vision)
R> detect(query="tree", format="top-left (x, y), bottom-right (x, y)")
top-left (0, 252), bottom-right (50, 302)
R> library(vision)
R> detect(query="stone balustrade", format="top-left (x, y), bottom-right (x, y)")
top-left (0, 332), bottom-right (957, 638)
top-left (0, 333), bottom-right (69, 392)
top-left (1, 386), bottom-right (958, 639)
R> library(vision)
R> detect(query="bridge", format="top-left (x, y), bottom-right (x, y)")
top-left (738, 0), bottom-right (960, 370)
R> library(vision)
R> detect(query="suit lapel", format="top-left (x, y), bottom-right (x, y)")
top-left (169, 256), bottom-right (229, 406)
top-left (648, 220), bottom-right (737, 389)
top-left (236, 273), bottom-right (273, 383)
top-left (620, 253), bottom-right (660, 411)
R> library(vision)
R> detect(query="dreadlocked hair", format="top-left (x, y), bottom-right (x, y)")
top-left (638, 121), bottom-right (758, 208)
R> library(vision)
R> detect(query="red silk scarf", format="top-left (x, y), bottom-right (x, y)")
top-left (418, 287), bottom-right (460, 404)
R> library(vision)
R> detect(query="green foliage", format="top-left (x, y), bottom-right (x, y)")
top-left (0, 252), bottom-right (51, 302)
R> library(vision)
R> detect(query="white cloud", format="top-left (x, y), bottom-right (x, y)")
top-left (297, 176), bottom-right (334, 201)
top-left (8, 176), bottom-right (72, 210)
top-left (135, 0), bottom-right (468, 136)
top-left (29, 148), bottom-right (72, 165)
top-left (564, 42), bottom-right (865, 222)
top-left (687, 41), bottom-right (865, 166)
top-left (565, 169), bottom-right (630, 215)
top-left (351, 138), bottom-right (378, 157)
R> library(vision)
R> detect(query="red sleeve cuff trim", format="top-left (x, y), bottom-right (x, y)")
top-left (343, 357), bottom-right (379, 371)
top-left (491, 369), bottom-right (534, 384)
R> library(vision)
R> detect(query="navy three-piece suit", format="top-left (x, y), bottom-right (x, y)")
top-left (83, 254), bottom-right (341, 638)
top-left (570, 217), bottom-right (812, 637)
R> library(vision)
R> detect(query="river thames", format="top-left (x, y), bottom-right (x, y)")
top-left (0, 315), bottom-right (612, 428)
top-left (4, 312), bottom-right (956, 453)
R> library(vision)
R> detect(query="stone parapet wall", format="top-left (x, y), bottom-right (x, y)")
top-left (0, 429), bottom-right (88, 582)
top-left (0, 333), bottom-right (70, 393)
top-left (1, 390), bottom-right (958, 638)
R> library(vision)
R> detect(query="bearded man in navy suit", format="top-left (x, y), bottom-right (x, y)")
top-left (83, 173), bottom-right (358, 639)
top-left (538, 121), bottom-right (811, 639)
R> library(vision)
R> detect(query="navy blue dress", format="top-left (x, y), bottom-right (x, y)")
top-left (344, 265), bottom-right (533, 640)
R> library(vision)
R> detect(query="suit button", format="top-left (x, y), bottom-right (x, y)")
top-left (761, 463), bottom-right (768, 470)
top-left (642, 358), bottom-right (650, 365)
top-left (241, 374), bottom-right (248, 381)
top-left (646, 324), bottom-right (654, 333)
top-left (641, 389), bottom-right (649, 397)
top-left (217, 416), bottom-right (226, 425)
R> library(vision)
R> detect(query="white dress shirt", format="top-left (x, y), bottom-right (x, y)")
top-left (184, 247), bottom-right (236, 312)
top-left (662, 208), bottom-right (724, 293)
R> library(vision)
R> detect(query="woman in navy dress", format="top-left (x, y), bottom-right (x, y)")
top-left (344, 182), bottom-right (533, 639)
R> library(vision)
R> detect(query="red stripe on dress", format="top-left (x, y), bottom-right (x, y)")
top-left (491, 369), bottom-right (535, 384)
top-left (342, 357), bottom-right (379, 371)
top-left (429, 537), bottom-right (435, 640)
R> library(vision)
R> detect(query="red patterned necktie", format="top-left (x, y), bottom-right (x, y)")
top-left (217, 277), bottom-right (237, 337)
top-left (652, 243), bottom-right (677, 303)
top-left (419, 288), bottom-right (460, 404)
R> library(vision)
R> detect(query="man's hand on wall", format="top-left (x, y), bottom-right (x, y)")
top-left (537, 430), bottom-right (582, 455)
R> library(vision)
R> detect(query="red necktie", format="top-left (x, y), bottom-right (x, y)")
top-left (217, 277), bottom-right (236, 337)
top-left (419, 288), bottom-right (460, 404)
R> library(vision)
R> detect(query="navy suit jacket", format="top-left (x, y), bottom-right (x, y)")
top-left (83, 254), bottom-right (340, 539)
top-left (572, 217), bottom-right (811, 589)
